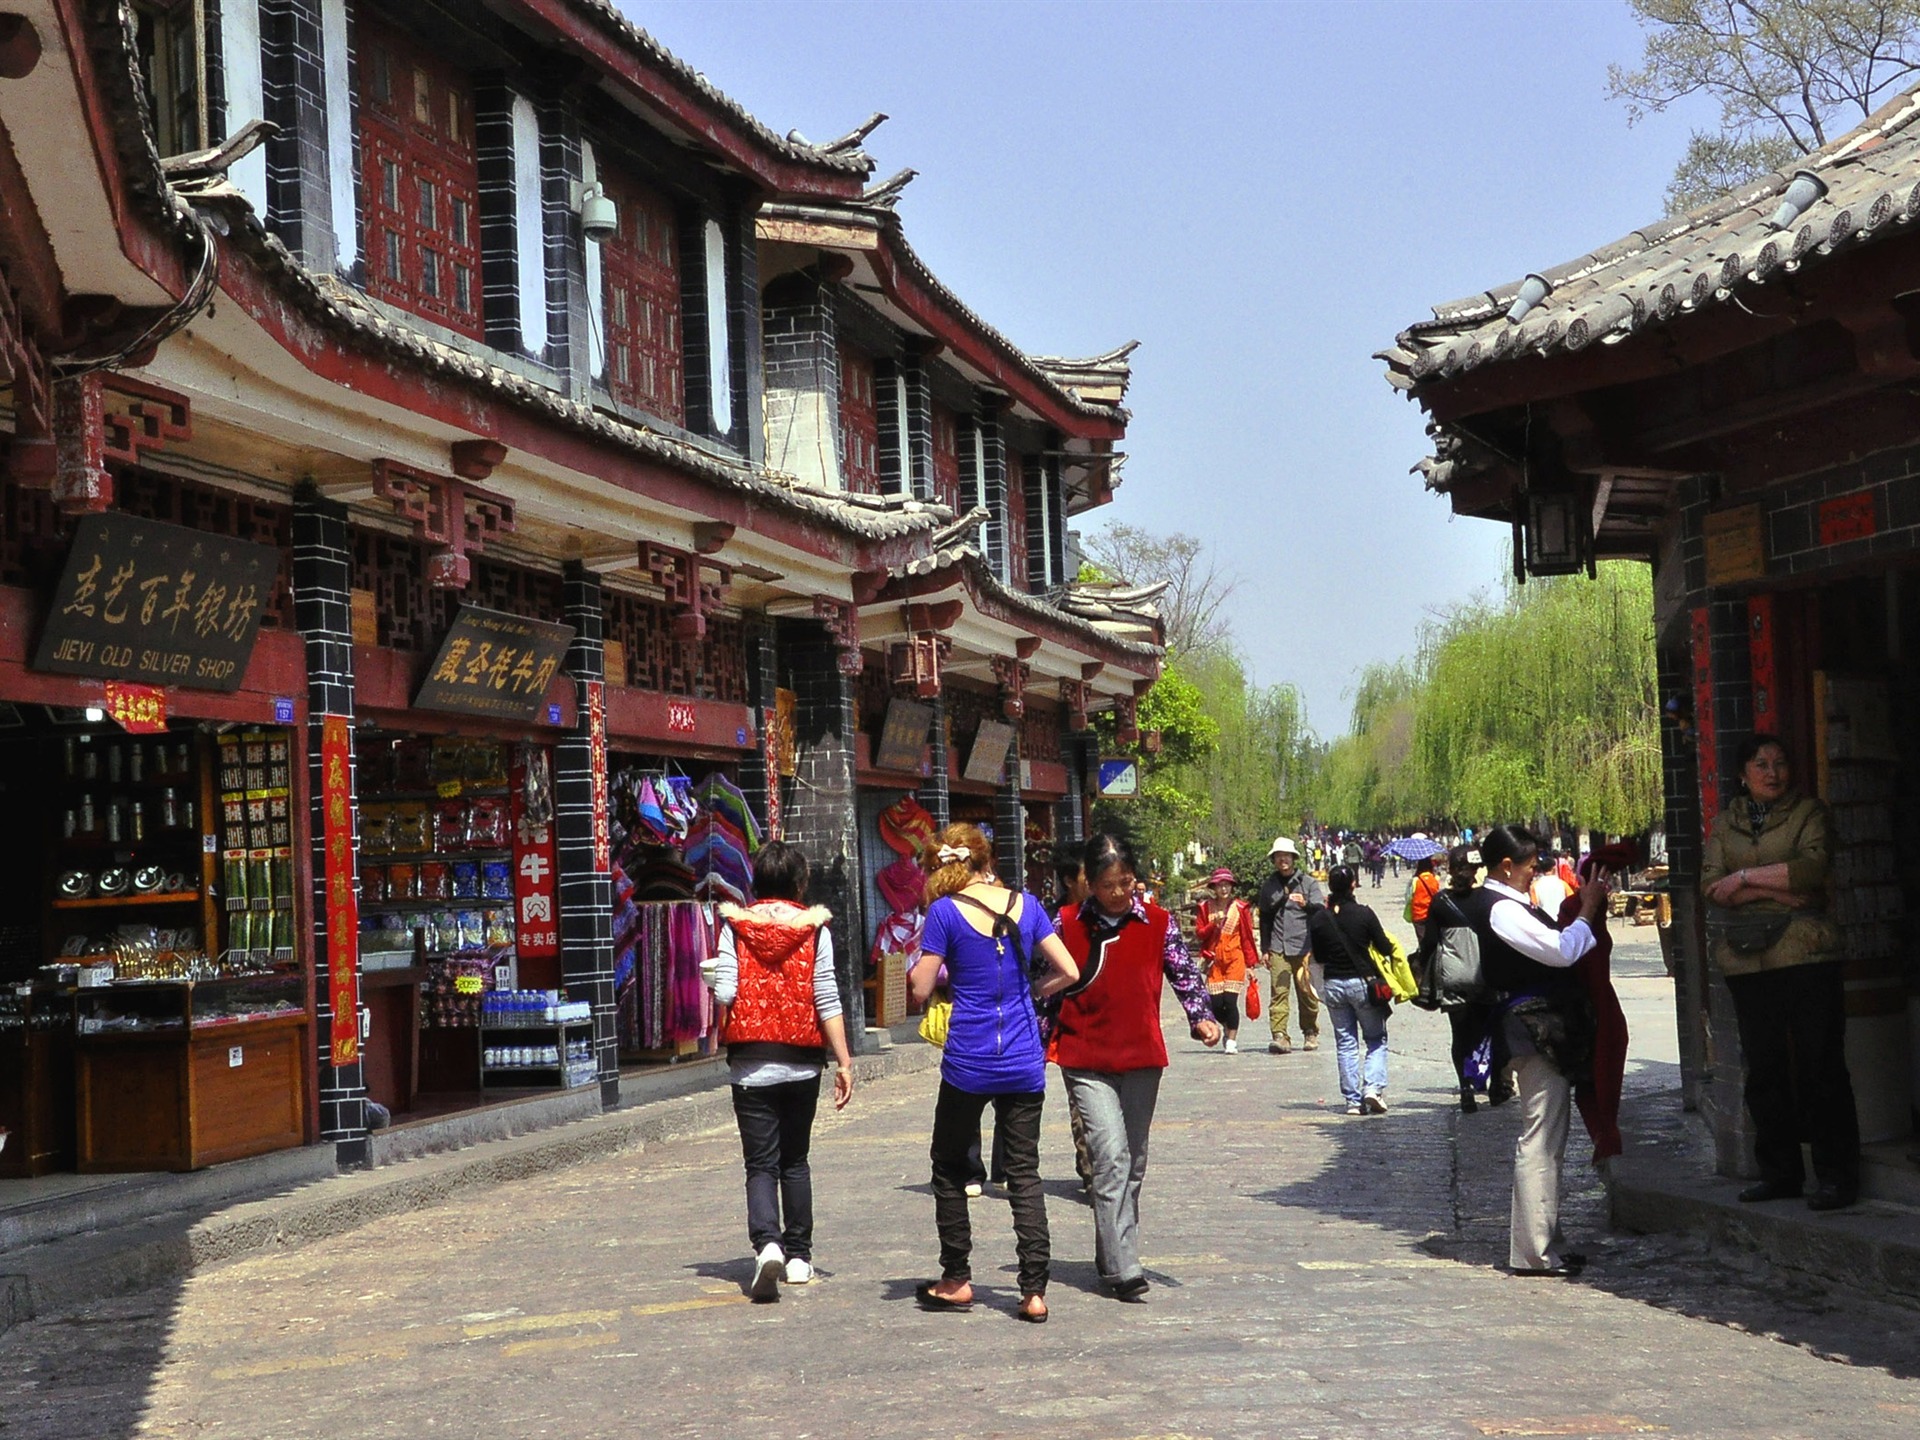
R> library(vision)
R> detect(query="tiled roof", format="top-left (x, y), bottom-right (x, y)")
top-left (565, 1), bottom-right (872, 180)
top-left (1380, 85), bottom-right (1920, 392)
top-left (896, 538), bottom-right (1162, 666)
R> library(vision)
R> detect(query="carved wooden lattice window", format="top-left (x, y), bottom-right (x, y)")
top-left (1020, 702), bottom-right (1062, 763)
top-left (601, 168), bottom-right (684, 423)
top-left (600, 591), bottom-right (747, 703)
top-left (839, 345), bottom-right (880, 494)
top-left (931, 402), bottom-right (961, 511)
top-left (357, 15), bottom-right (483, 338)
top-left (1003, 447), bottom-right (1028, 590)
top-left (116, 471), bottom-right (295, 627)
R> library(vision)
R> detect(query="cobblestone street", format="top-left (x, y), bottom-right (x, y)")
top-left (2, 913), bottom-right (1916, 1439)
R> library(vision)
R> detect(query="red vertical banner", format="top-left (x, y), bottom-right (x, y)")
top-left (1747, 593), bottom-right (1777, 734)
top-left (510, 748), bottom-right (559, 958)
top-left (586, 680), bottom-right (610, 874)
top-left (321, 714), bottom-right (360, 1066)
top-left (1690, 606), bottom-right (1719, 821)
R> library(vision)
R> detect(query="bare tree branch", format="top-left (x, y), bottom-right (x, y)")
top-left (1081, 523), bottom-right (1239, 661)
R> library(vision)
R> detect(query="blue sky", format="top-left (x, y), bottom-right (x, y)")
top-left (626, 0), bottom-right (1713, 732)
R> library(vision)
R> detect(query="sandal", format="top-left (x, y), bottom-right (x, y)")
top-left (915, 1281), bottom-right (972, 1312)
top-left (1016, 1295), bottom-right (1048, 1323)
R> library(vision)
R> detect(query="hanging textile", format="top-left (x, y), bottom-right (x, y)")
top-left (613, 893), bottom-right (715, 1052)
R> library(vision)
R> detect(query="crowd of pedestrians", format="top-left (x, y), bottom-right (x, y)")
top-left (706, 784), bottom-right (1851, 1316)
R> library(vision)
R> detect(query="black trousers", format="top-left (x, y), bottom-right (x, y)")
top-left (1209, 991), bottom-right (1241, 1029)
top-left (1727, 962), bottom-right (1860, 1193)
top-left (929, 1080), bottom-right (1049, 1296)
top-left (1448, 1003), bottom-right (1511, 1096)
top-left (731, 1078), bottom-right (820, 1259)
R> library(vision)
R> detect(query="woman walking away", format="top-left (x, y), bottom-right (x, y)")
top-left (1418, 845), bottom-right (1512, 1113)
top-left (1195, 868), bottom-right (1257, 1053)
top-left (1407, 855), bottom-right (1443, 947)
top-left (1054, 834), bottom-right (1221, 1299)
top-left (1457, 825), bottom-right (1606, 1276)
top-left (713, 841), bottom-right (855, 1302)
top-left (909, 824), bottom-right (1079, 1322)
top-left (1306, 865), bottom-right (1396, 1114)
top-left (1701, 734), bottom-right (1857, 1210)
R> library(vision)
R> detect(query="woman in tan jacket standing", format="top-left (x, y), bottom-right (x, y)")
top-left (1700, 734), bottom-right (1859, 1211)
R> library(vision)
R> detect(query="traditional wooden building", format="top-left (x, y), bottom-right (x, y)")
top-left (0, 0), bottom-right (1158, 1177)
top-left (1382, 90), bottom-right (1920, 1182)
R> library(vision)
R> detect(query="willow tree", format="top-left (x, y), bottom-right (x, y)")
top-left (1413, 564), bottom-right (1661, 833)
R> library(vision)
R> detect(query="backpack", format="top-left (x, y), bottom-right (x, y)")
top-left (1429, 923), bottom-right (1489, 1009)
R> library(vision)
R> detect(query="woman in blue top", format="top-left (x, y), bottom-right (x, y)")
top-left (908, 823), bottom-right (1079, 1322)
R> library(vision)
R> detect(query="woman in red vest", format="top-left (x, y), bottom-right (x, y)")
top-left (1195, 867), bottom-right (1258, 1053)
top-left (1054, 833), bottom-right (1221, 1299)
top-left (714, 841), bottom-right (855, 1302)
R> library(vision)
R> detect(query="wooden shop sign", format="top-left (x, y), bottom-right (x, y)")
top-left (963, 719), bottom-right (1016, 785)
top-left (874, 698), bottom-right (933, 774)
top-left (35, 512), bottom-right (280, 692)
top-left (414, 605), bottom-right (575, 722)
top-left (1702, 504), bottom-right (1766, 587)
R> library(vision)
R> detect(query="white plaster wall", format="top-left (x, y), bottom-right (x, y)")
top-left (764, 383), bottom-right (837, 489)
top-left (581, 142), bottom-right (605, 380)
top-left (703, 217), bottom-right (731, 435)
top-left (223, 0), bottom-right (268, 214)
top-left (510, 93), bottom-right (548, 356)
top-left (320, 0), bottom-right (356, 271)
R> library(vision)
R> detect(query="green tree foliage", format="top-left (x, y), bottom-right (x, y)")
top-left (1309, 564), bottom-right (1662, 835)
top-left (1609, 0), bottom-right (1920, 212)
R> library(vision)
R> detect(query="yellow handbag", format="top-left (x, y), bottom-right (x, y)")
top-left (1370, 935), bottom-right (1420, 1004)
top-left (917, 997), bottom-right (952, 1047)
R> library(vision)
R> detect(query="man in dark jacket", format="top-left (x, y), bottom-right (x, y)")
top-left (1255, 838), bottom-right (1322, 1054)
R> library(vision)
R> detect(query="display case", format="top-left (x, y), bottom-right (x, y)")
top-left (73, 976), bottom-right (309, 1172)
top-left (0, 984), bottom-right (76, 1177)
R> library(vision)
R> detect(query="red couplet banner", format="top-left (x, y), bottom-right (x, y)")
top-left (586, 681), bottom-right (610, 874)
top-left (321, 714), bottom-right (360, 1065)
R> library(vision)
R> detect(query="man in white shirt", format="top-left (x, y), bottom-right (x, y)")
top-left (1458, 825), bottom-right (1605, 1275)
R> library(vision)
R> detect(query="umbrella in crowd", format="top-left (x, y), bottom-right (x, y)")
top-left (1385, 835), bottom-right (1446, 862)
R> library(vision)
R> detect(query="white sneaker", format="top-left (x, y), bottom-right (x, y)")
top-left (1363, 1092), bottom-right (1388, 1115)
top-left (1224, 1038), bottom-right (1238, 1054)
top-left (783, 1257), bottom-right (815, 1285)
top-left (751, 1242), bottom-right (784, 1300)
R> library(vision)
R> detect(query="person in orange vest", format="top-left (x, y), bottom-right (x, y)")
top-left (713, 841), bottom-right (855, 1302)
top-left (1408, 855), bottom-right (1444, 945)
top-left (1196, 867), bottom-right (1258, 1054)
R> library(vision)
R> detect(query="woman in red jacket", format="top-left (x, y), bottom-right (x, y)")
top-left (1054, 834), bottom-right (1221, 1300)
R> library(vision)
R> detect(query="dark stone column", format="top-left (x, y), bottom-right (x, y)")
top-left (994, 727), bottom-right (1025, 890)
top-left (536, 88), bottom-right (585, 394)
top-left (474, 76), bottom-right (526, 356)
top-left (777, 618), bottom-right (867, 1046)
top-left (726, 200), bottom-right (763, 463)
top-left (736, 616), bottom-right (775, 831)
top-left (554, 562), bottom-right (618, 1107)
top-left (261, 0), bottom-right (339, 270)
top-left (292, 490), bottom-right (367, 1166)
top-left (976, 395), bottom-right (1008, 583)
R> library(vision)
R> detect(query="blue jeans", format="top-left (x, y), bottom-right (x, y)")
top-left (1323, 976), bottom-right (1389, 1106)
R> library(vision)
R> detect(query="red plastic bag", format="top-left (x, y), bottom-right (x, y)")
top-left (1245, 971), bottom-right (1262, 1021)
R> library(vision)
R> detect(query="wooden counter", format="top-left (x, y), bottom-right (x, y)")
top-left (75, 1014), bottom-right (310, 1172)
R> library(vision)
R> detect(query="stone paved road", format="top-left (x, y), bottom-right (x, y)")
top-left (3, 902), bottom-right (1917, 1439)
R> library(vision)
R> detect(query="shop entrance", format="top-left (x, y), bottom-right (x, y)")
top-left (1753, 573), bottom-right (1920, 1145)
top-left (0, 707), bottom-right (310, 1177)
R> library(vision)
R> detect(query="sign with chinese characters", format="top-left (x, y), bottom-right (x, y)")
top-left (509, 747), bottom-right (559, 959)
top-left (875, 698), bottom-right (933, 773)
top-left (414, 606), bottom-right (576, 723)
top-left (771, 688), bottom-right (797, 777)
top-left (104, 681), bottom-right (168, 734)
top-left (321, 714), bottom-right (360, 1066)
top-left (586, 680), bottom-right (610, 873)
top-left (1703, 504), bottom-right (1766, 587)
top-left (34, 512), bottom-right (280, 692)
top-left (1097, 758), bottom-right (1139, 798)
top-left (667, 699), bottom-right (697, 734)
top-left (963, 719), bottom-right (1016, 784)
top-left (1819, 490), bottom-right (1879, 546)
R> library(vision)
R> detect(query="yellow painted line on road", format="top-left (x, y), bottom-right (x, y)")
top-left (1140, 1254), bottom-right (1227, 1268)
top-left (1297, 1260), bottom-right (1367, 1270)
top-left (629, 1296), bottom-right (749, 1318)
top-left (1472, 1419), bottom-right (1668, 1436)
top-left (501, 1332), bottom-right (622, 1358)
top-left (462, 1308), bottom-right (621, 1338)
top-left (210, 1347), bottom-right (407, 1381)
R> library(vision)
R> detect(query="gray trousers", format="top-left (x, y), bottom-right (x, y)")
top-left (1062, 1067), bottom-right (1162, 1287)
top-left (1508, 1051), bottom-right (1572, 1271)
